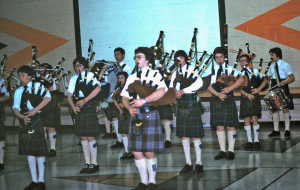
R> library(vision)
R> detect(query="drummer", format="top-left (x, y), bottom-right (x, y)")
top-left (252, 47), bottom-right (295, 138)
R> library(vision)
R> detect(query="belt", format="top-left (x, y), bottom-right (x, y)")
top-left (137, 106), bottom-right (156, 113)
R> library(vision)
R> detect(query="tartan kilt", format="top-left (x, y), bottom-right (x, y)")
top-left (104, 102), bottom-right (119, 120)
top-left (210, 93), bottom-right (239, 127)
top-left (176, 94), bottom-right (204, 138)
top-left (118, 108), bottom-right (130, 134)
top-left (75, 102), bottom-right (100, 137)
top-left (157, 104), bottom-right (174, 120)
top-left (270, 79), bottom-right (294, 110)
top-left (40, 105), bottom-right (61, 128)
top-left (128, 109), bottom-right (164, 152)
top-left (239, 94), bottom-right (261, 119)
top-left (0, 119), bottom-right (5, 140)
top-left (18, 114), bottom-right (48, 156)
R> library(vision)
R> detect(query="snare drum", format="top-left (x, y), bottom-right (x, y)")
top-left (263, 88), bottom-right (290, 113)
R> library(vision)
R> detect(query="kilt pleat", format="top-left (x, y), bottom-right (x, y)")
top-left (239, 94), bottom-right (261, 119)
top-left (128, 110), bottom-right (164, 152)
top-left (75, 102), bottom-right (100, 137)
top-left (18, 114), bottom-right (48, 156)
top-left (104, 102), bottom-right (119, 120)
top-left (118, 109), bottom-right (131, 134)
top-left (157, 104), bottom-right (174, 120)
top-left (176, 94), bottom-right (204, 138)
top-left (210, 94), bottom-right (239, 127)
top-left (41, 105), bottom-right (61, 128)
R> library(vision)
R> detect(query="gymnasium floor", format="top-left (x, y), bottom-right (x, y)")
top-left (1, 122), bottom-right (300, 190)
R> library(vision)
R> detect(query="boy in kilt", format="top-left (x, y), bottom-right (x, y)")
top-left (0, 77), bottom-right (10, 172)
top-left (169, 50), bottom-right (205, 174)
top-left (121, 47), bottom-right (167, 190)
top-left (252, 47), bottom-right (295, 138)
top-left (239, 55), bottom-right (262, 149)
top-left (39, 63), bottom-right (61, 157)
top-left (207, 47), bottom-right (244, 160)
top-left (68, 57), bottom-right (101, 174)
top-left (112, 71), bottom-right (134, 159)
top-left (13, 65), bottom-right (51, 190)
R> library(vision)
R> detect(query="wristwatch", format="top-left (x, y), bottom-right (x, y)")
top-left (143, 98), bottom-right (148, 104)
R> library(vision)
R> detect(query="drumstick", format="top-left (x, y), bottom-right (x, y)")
top-left (267, 77), bottom-right (289, 91)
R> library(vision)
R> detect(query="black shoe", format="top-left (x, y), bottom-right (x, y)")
top-left (268, 130), bottom-right (280, 137)
top-left (132, 182), bottom-right (148, 190)
top-left (147, 183), bottom-right (157, 190)
top-left (48, 149), bottom-right (56, 157)
top-left (111, 132), bottom-right (117, 138)
top-left (226, 151), bottom-right (235, 160)
top-left (102, 133), bottom-right (112, 138)
top-left (180, 164), bottom-right (193, 174)
top-left (126, 152), bottom-right (135, 159)
top-left (193, 164), bottom-right (203, 174)
top-left (111, 141), bottom-right (123, 148)
top-left (164, 140), bottom-right (171, 148)
top-left (214, 151), bottom-right (227, 160)
top-left (120, 152), bottom-right (128, 159)
top-left (253, 142), bottom-right (260, 149)
top-left (38, 182), bottom-right (46, 190)
top-left (87, 164), bottom-right (99, 174)
top-left (79, 164), bottom-right (90, 174)
top-left (0, 163), bottom-right (4, 172)
top-left (244, 142), bottom-right (253, 150)
top-left (284, 130), bottom-right (290, 137)
top-left (24, 181), bottom-right (38, 190)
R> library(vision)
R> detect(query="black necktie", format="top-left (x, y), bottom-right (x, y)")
top-left (20, 86), bottom-right (28, 111)
top-left (216, 65), bottom-right (223, 79)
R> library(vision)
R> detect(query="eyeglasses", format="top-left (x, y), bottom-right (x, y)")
top-left (133, 55), bottom-right (146, 60)
top-left (74, 64), bottom-right (83, 68)
top-left (239, 60), bottom-right (247, 63)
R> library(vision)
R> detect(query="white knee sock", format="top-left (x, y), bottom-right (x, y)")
top-left (113, 120), bottom-right (122, 142)
top-left (253, 124), bottom-right (260, 142)
top-left (283, 112), bottom-right (290, 131)
top-left (193, 139), bottom-right (202, 165)
top-left (81, 140), bottom-right (90, 164)
top-left (49, 131), bottom-right (57, 150)
top-left (0, 141), bottom-right (4, 164)
top-left (104, 117), bottom-right (111, 133)
top-left (147, 157), bottom-right (157, 184)
top-left (182, 138), bottom-right (191, 165)
top-left (228, 130), bottom-right (236, 152)
top-left (272, 112), bottom-right (280, 131)
top-left (37, 157), bottom-right (45, 182)
top-left (163, 121), bottom-right (172, 141)
top-left (28, 156), bottom-right (38, 182)
top-left (244, 125), bottom-right (252, 142)
top-left (89, 139), bottom-right (98, 165)
top-left (135, 157), bottom-right (148, 185)
top-left (216, 131), bottom-right (226, 152)
top-left (122, 136), bottom-right (129, 153)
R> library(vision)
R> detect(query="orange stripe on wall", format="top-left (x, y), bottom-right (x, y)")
top-left (0, 17), bottom-right (69, 69)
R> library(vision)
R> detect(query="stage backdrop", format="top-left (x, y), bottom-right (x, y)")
top-left (78, 0), bottom-right (221, 69)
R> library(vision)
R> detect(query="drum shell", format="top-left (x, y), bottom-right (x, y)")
top-left (263, 88), bottom-right (290, 113)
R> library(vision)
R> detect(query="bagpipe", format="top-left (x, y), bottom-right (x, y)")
top-left (172, 28), bottom-right (212, 91)
top-left (212, 24), bottom-right (249, 92)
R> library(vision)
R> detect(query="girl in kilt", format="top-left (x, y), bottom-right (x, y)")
top-left (68, 57), bottom-right (101, 174)
top-left (253, 47), bottom-right (295, 138)
top-left (39, 63), bottom-right (61, 157)
top-left (169, 50), bottom-right (204, 175)
top-left (112, 71), bottom-right (134, 159)
top-left (207, 47), bottom-right (244, 160)
top-left (239, 55), bottom-right (262, 149)
top-left (0, 77), bottom-right (10, 172)
top-left (121, 47), bottom-right (167, 190)
top-left (13, 65), bottom-right (51, 190)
